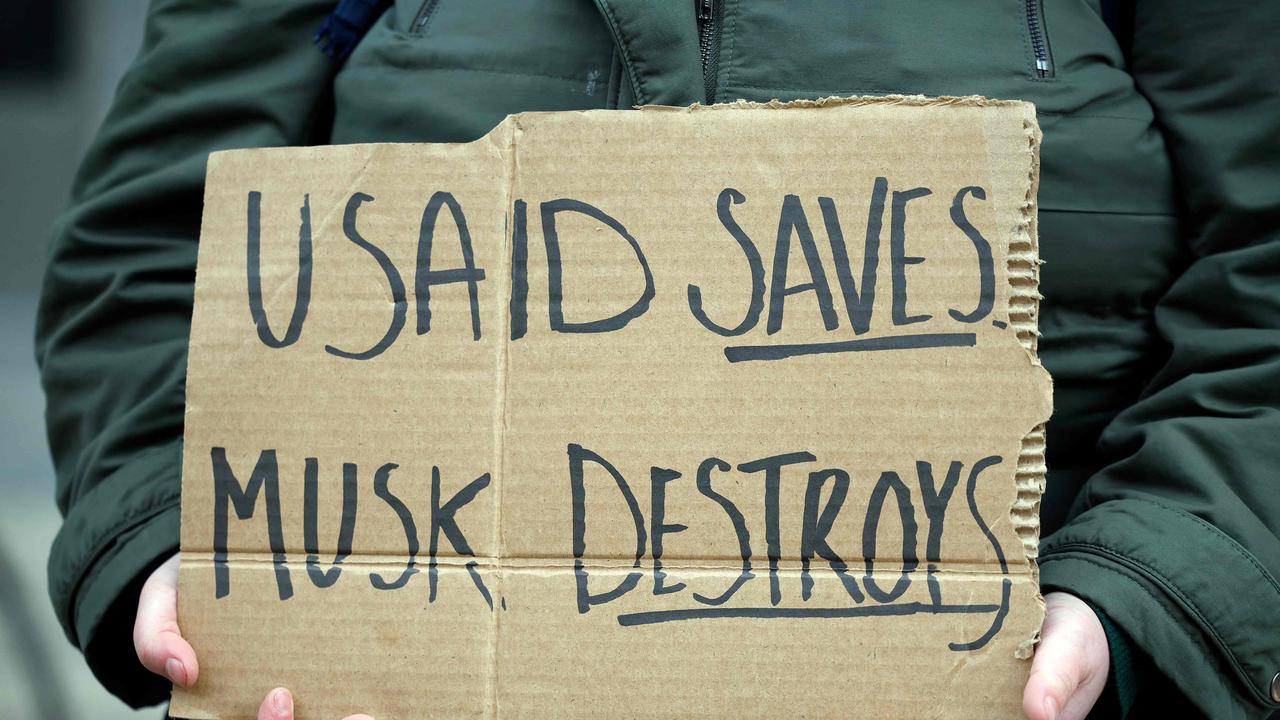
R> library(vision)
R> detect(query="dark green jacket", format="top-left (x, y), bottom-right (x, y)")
top-left (36, 1), bottom-right (1280, 717)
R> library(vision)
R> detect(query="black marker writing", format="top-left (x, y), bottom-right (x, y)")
top-left (245, 191), bottom-right (312, 348)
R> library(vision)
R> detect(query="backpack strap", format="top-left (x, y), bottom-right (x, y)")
top-left (314, 0), bottom-right (393, 61)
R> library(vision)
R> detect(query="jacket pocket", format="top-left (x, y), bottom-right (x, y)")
top-left (1024, 0), bottom-right (1056, 79)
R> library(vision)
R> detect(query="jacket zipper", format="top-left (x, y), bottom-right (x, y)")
top-left (696, 0), bottom-right (721, 103)
top-left (1025, 0), bottom-right (1055, 78)
top-left (411, 0), bottom-right (441, 35)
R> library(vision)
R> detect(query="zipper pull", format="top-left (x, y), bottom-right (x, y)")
top-left (696, 0), bottom-right (713, 22)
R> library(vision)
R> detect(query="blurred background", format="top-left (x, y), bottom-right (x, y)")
top-left (0, 0), bottom-right (154, 717)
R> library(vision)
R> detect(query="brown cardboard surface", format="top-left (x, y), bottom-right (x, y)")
top-left (174, 95), bottom-right (1051, 719)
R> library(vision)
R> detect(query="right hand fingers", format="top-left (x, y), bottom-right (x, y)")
top-left (132, 554), bottom-right (199, 688)
top-left (258, 687), bottom-right (374, 720)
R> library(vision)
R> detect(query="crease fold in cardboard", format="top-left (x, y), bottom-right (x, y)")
top-left (175, 95), bottom-right (1052, 719)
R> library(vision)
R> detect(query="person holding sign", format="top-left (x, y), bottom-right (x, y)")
top-left (35, 1), bottom-right (1279, 719)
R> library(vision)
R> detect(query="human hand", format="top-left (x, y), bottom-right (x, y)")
top-left (1023, 592), bottom-right (1110, 720)
top-left (133, 554), bottom-right (197, 689)
top-left (134, 554), bottom-right (373, 719)
top-left (256, 687), bottom-right (373, 720)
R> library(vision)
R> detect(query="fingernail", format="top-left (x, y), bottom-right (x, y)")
top-left (272, 688), bottom-right (293, 719)
top-left (165, 658), bottom-right (187, 687)
top-left (1043, 696), bottom-right (1059, 720)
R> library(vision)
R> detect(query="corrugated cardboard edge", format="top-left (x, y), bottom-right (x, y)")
top-left (640, 93), bottom-right (1033, 112)
top-left (1008, 108), bottom-right (1047, 660)
top-left (645, 94), bottom-right (1050, 658)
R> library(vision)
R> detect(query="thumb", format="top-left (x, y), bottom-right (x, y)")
top-left (1023, 592), bottom-right (1110, 720)
top-left (260, 688), bottom-right (293, 720)
top-left (133, 554), bottom-right (199, 688)
top-left (259, 688), bottom-right (375, 720)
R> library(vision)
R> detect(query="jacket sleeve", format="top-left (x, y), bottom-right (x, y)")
top-left (35, 0), bottom-right (338, 706)
top-left (1038, 2), bottom-right (1280, 718)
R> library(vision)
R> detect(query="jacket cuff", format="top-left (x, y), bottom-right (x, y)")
top-left (1040, 498), bottom-right (1280, 719)
top-left (47, 440), bottom-right (182, 706)
top-left (1091, 606), bottom-right (1144, 718)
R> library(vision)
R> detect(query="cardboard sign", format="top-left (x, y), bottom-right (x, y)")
top-left (174, 96), bottom-right (1051, 719)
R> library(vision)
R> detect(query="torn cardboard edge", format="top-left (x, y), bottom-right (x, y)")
top-left (652, 93), bottom-right (1037, 112)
